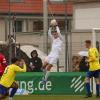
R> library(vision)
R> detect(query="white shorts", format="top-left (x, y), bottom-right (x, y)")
top-left (44, 56), bottom-right (58, 65)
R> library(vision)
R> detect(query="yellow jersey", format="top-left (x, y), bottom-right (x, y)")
top-left (0, 64), bottom-right (26, 88)
top-left (88, 47), bottom-right (100, 71)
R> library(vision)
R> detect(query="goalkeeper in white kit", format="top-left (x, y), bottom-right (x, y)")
top-left (42, 19), bottom-right (63, 83)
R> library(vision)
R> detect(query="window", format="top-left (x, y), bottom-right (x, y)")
top-left (10, 0), bottom-right (24, 3)
top-left (33, 20), bottom-right (43, 32)
top-left (14, 21), bottom-right (23, 32)
top-left (50, 0), bottom-right (64, 4)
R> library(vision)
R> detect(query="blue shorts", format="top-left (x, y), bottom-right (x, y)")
top-left (0, 84), bottom-right (9, 95)
top-left (86, 69), bottom-right (100, 78)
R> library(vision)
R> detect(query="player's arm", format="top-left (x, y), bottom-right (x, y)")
top-left (56, 26), bottom-right (63, 40)
top-left (88, 49), bottom-right (98, 62)
top-left (48, 27), bottom-right (53, 38)
top-left (15, 64), bottom-right (26, 72)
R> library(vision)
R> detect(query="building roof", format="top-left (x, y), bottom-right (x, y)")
top-left (0, 0), bottom-right (73, 15)
top-left (69, 0), bottom-right (100, 3)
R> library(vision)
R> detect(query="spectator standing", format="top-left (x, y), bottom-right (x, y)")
top-left (72, 56), bottom-right (80, 72)
top-left (79, 56), bottom-right (89, 72)
top-left (29, 50), bottom-right (42, 72)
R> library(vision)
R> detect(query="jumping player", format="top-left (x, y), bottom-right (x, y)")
top-left (0, 58), bottom-right (26, 100)
top-left (42, 19), bottom-right (63, 82)
top-left (85, 40), bottom-right (100, 98)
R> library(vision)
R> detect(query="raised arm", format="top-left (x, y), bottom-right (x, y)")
top-left (48, 27), bottom-right (53, 38)
top-left (56, 26), bottom-right (63, 40)
top-left (15, 64), bottom-right (26, 72)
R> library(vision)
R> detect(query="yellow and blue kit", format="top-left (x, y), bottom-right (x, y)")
top-left (0, 64), bottom-right (26, 95)
top-left (87, 47), bottom-right (100, 78)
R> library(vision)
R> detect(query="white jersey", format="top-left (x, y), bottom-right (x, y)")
top-left (48, 37), bottom-right (62, 58)
top-left (46, 26), bottom-right (63, 64)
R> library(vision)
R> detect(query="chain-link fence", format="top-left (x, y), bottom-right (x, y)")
top-left (1, 0), bottom-right (100, 72)
top-left (0, 0), bottom-right (73, 72)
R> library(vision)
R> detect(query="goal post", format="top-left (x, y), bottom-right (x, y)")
top-left (92, 28), bottom-right (100, 94)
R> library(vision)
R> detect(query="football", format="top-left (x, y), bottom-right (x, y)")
top-left (50, 19), bottom-right (57, 26)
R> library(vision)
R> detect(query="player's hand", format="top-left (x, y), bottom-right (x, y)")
top-left (31, 66), bottom-right (35, 70)
top-left (30, 62), bottom-right (36, 70)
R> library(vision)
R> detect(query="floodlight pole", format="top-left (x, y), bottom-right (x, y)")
top-left (43, 0), bottom-right (48, 54)
top-left (91, 28), bottom-right (99, 95)
top-left (8, 0), bottom-right (12, 64)
top-left (65, 0), bottom-right (69, 72)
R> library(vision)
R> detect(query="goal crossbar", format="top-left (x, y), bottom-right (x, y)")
top-left (92, 28), bottom-right (100, 48)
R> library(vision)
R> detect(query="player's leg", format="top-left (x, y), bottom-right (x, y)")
top-left (85, 77), bottom-right (91, 96)
top-left (42, 57), bottom-right (49, 69)
top-left (1, 92), bottom-right (9, 99)
top-left (95, 78), bottom-right (100, 97)
top-left (85, 71), bottom-right (92, 98)
top-left (42, 61), bottom-right (48, 71)
top-left (43, 64), bottom-right (53, 81)
top-left (42, 56), bottom-right (55, 82)
top-left (0, 94), bottom-right (2, 100)
top-left (42, 56), bottom-right (51, 81)
top-left (42, 56), bottom-right (57, 84)
top-left (42, 57), bottom-right (49, 82)
top-left (94, 70), bottom-right (100, 97)
top-left (0, 85), bottom-right (9, 100)
top-left (0, 94), bottom-right (7, 100)
top-left (0, 94), bottom-right (6, 100)
top-left (9, 82), bottom-right (18, 100)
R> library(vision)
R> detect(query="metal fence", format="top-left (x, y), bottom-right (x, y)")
top-left (0, 0), bottom-right (90, 72)
top-left (0, 2), bottom-right (72, 72)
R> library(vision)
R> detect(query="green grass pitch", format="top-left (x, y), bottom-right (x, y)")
top-left (7, 95), bottom-right (98, 100)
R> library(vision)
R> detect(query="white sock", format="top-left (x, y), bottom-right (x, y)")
top-left (9, 88), bottom-right (12, 95)
top-left (44, 71), bottom-right (50, 81)
top-left (9, 97), bottom-right (13, 100)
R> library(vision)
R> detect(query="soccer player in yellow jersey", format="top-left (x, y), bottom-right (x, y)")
top-left (0, 57), bottom-right (26, 100)
top-left (85, 40), bottom-right (100, 98)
